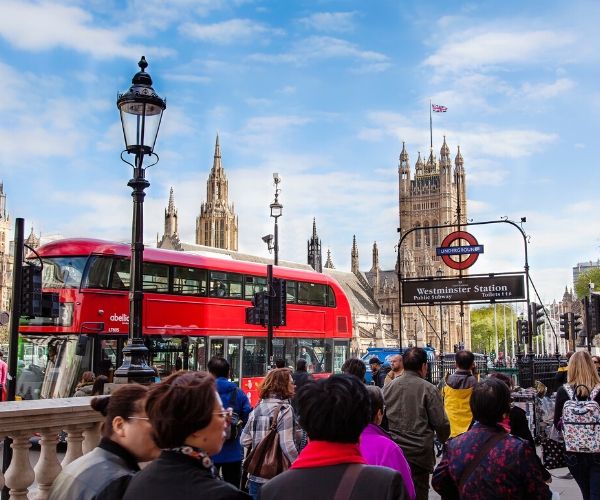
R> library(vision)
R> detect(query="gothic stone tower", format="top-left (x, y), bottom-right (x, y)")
top-left (307, 218), bottom-right (323, 272)
top-left (196, 135), bottom-right (239, 250)
top-left (157, 187), bottom-right (182, 250)
top-left (397, 138), bottom-right (470, 350)
top-left (0, 181), bottom-right (12, 313)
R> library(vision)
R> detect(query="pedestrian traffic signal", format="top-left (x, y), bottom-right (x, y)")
top-left (271, 278), bottom-right (287, 327)
top-left (517, 319), bottom-right (529, 344)
top-left (572, 313), bottom-right (584, 338)
top-left (530, 302), bottom-right (545, 334)
top-left (245, 291), bottom-right (269, 326)
top-left (559, 312), bottom-right (571, 340)
top-left (21, 263), bottom-right (42, 318)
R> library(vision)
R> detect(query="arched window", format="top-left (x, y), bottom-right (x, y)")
top-left (424, 220), bottom-right (430, 246)
top-left (432, 221), bottom-right (439, 246)
top-left (415, 223), bottom-right (421, 247)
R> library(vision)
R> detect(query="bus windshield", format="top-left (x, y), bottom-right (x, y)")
top-left (40, 257), bottom-right (88, 289)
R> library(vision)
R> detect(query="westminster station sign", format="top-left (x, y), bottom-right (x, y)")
top-left (402, 275), bottom-right (526, 304)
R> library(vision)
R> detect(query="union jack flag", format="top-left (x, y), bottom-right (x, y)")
top-left (432, 104), bottom-right (447, 112)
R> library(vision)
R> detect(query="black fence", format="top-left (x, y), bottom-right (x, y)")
top-left (426, 354), bottom-right (564, 392)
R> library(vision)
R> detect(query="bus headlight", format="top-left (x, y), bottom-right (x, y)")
top-left (58, 303), bottom-right (73, 327)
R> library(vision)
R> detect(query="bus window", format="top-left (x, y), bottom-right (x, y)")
top-left (244, 276), bottom-right (267, 299)
top-left (84, 256), bottom-right (113, 289)
top-left (298, 282), bottom-right (327, 306)
top-left (173, 266), bottom-right (207, 295)
top-left (40, 257), bottom-right (87, 289)
top-left (142, 262), bottom-right (169, 293)
top-left (297, 339), bottom-right (333, 374)
top-left (242, 338), bottom-right (267, 377)
top-left (286, 281), bottom-right (297, 303)
top-left (209, 271), bottom-right (243, 298)
top-left (110, 258), bottom-right (130, 290)
top-left (333, 340), bottom-right (348, 373)
top-left (327, 286), bottom-right (336, 307)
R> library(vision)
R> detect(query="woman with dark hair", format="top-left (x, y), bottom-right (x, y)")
top-left (432, 378), bottom-right (551, 499)
top-left (49, 384), bottom-right (158, 500)
top-left (341, 357), bottom-right (366, 382)
top-left (91, 375), bottom-right (109, 396)
top-left (240, 368), bottom-right (299, 499)
top-left (74, 371), bottom-right (95, 396)
top-left (360, 386), bottom-right (415, 500)
top-left (123, 371), bottom-right (249, 500)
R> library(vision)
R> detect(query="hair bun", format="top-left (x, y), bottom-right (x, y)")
top-left (90, 396), bottom-right (110, 416)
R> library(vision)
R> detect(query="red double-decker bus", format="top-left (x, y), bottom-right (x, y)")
top-left (17, 239), bottom-right (352, 403)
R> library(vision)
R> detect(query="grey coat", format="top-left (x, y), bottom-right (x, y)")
top-left (49, 438), bottom-right (139, 500)
top-left (383, 370), bottom-right (450, 472)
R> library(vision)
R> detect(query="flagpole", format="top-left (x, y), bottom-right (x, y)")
top-left (429, 99), bottom-right (433, 149)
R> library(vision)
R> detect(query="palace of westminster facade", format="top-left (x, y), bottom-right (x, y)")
top-left (0, 134), bottom-right (473, 351)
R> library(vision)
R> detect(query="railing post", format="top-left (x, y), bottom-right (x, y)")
top-left (82, 423), bottom-right (101, 455)
top-left (61, 427), bottom-right (84, 468)
top-left (4, 434), bottom-right (34, 500)
top-left (34, 428), bottom-right (63, 500)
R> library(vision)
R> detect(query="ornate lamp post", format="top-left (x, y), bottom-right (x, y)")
top-left (114, 56), bottom-right (166, 384)
top-left (270, 173), bottom-right (282, 265)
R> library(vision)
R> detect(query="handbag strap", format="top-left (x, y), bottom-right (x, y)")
top-left (457, 432), bottom-right (505, 491)
top-left (333, 464), bottom-right (364, 500)
top-left (270, 405), bottom-right (284, 430)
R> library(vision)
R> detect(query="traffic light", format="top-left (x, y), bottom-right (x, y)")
top-left (530, 302), bottom-right (545, 334)
top-left (559, 312), bottom-right (570, 340)
top-left (572, 313), bottom-right (584, 339)
top-left (589, 294), bottom-right (600, 338)
top-left (245, 291), bottom-right (269, 326)
top-left (21, 264), bottom-right (42, 318)
top-left (517, 319), bottom-right (529, 344)
top-left (41, 292), bottom-right (60, 319)
top-left (271, 278), bottom-right (287, 327)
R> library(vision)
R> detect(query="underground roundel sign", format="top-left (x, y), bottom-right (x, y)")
top-left (436, 231), bottom-right (484, 270)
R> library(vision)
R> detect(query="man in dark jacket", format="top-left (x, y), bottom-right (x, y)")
top-left (383, 347), bottom-right (450, 500)
top-left (369, 357), bottom-right (387, 388)
top-left (260, 374), bottom-right (409, 500)
top-left (292, 358), bottom-right (311, 390)
top-left (208, 356), bottom-right (252, 488)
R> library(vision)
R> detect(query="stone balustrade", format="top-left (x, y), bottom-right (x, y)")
top-left (0, 397), bottom-right (103, 499)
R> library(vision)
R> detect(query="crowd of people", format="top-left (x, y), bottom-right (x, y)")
top-left (46, 347), bottom-right (600, 500)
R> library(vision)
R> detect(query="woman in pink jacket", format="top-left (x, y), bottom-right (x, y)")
top-left (360, 385), bottom-right (416, 500)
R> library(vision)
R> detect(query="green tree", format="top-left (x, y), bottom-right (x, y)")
top-left (574, 268), bottom-right (600, 299)
top-left (470, 304), bottom-right (518, 355)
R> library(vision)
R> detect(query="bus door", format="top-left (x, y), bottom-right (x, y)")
top-left (208, 337), bottom-right (242, 386)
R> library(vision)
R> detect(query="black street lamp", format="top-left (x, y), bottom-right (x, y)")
top-left (436, 267), bottom-right (445, 354)
top-left (270, 173), bottom-right (282, 266)
top-left (114, 56), bottom-right (166, 384)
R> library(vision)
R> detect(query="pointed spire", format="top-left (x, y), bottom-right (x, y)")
top-left (167, 187), bottom-right (175, 214)
top-left (371, 241), bottom-right (379, 271)
top-left (307, 218), bottom-right (322, 272)
top-left (312, 218), bottom-right (318, 239)
top-left (324, 249), bottom-right (335, 269)
top-left (351, 235), bottom-right (359, 275)
top-left (212, 133), bottom-right (222, 172)
top-left (415, 151), bottom-right (423, 167)
top-left (399, 142), bottom-right (409, 163)
top-left (440, 135), bottom-right (450, 157)
top-left (455, 145), bottom-right (464, 168)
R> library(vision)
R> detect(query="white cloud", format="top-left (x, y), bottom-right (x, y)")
top-left (424, 30), bottom-right (575, 73)
top-left (179, 19), bottom-right (281, 44)
top-left (249, 36), bottom-right (391, 72)
top-left (520, 78), bottom-right (575, 100)
top-left (298, 12), bottom-right (357, 33)
top-left (0, 1), bottom-right (171, 59)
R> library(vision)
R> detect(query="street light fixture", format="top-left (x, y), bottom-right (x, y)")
top-left (114, 56), bottom-right (166, 384)
top-left (436, 267), bottom-right (445, 354)
top-left (270, 173), bottom-right (282, 266)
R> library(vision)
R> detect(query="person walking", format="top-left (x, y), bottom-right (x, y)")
top-left (208, 356), bottom-right (252, 488)
top-left (291, 358), bottom-right (312, 391)
top-left (0, 351), bottom-right (7, 401)
top-left (123, 371), bottom-right (250, 500)
top-left (383, 347), bottom-right (450, 500)
top-left (432, 378), bottom-right (551, 499)
top-left (360, 386), bottom-right (415, 500)
top-left (240, 368), bottom-right (299, 499)
top-left (49, 385), bottom-right (159, 500)
top-left (553, 351), bottom-right (600, 500)
top-left (592, 355), bottom-right (600, 377)
top-left (384, 354), bottom-right (403, 386)
top-left (442, 350), bottom-right (478, 438)
top-left (260, 374), bottom-right (410, 500)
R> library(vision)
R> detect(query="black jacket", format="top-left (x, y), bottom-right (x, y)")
top-left (49, 438), bottom-right (139, 500)
top-left (260, 463), bottom-right (409, 500)
top-left (123, 450), bottom-right (250, 500)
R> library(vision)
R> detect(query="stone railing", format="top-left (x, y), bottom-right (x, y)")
top-left (0, 397), bottom-right (103, 499)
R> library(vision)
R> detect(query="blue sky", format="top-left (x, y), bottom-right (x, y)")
top-left (1, 0), bottom-right (599, 303)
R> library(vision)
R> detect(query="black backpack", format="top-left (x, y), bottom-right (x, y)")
top-left (224, 387), bottom-right (243, 441)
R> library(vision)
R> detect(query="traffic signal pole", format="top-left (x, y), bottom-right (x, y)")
top-left (2, 217), bottom-right (24, 500)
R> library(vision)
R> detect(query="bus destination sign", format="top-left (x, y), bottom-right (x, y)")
top-left (402, 275), bottom-right (525, 304)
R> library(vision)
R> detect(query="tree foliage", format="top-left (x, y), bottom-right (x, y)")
top-left (470, 304), bottom-right (518, 355)
top-left (574, 268), bottom-right (600, 299)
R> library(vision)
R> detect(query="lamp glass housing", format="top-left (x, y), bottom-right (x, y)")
top-left (270, 201), bottom-right (283, 218)
top-left (119, 101), bottom-right (164, 155)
